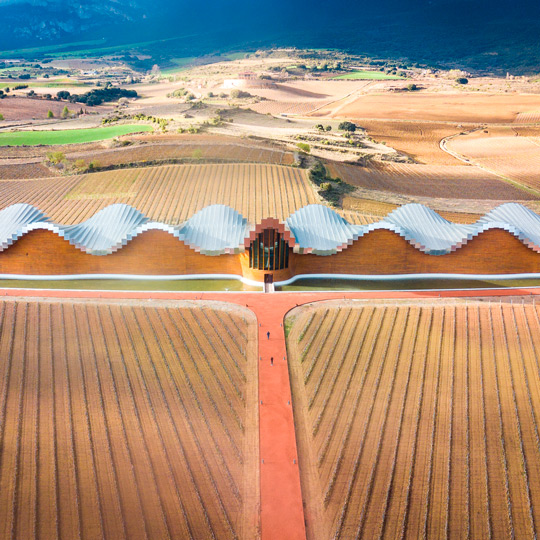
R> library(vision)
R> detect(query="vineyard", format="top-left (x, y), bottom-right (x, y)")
top-left (0, 298), bottom-right (259, 540)
top-left (447, 132), bottom-right (540, 193)
top-left (287, 300), bottom-right (540, 539)
top-left (327, 161), bottom-right (533, 200)
top-left (0, 163), bottom-right (319, 224)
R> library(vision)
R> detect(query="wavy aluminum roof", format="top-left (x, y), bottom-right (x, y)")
top-left (176, 205), bottom-right (249, 255)
top-left (287, 204), bottom-right (361, 255)
top-left (0, 203), bottom-right (50, 250)
top-left (1, 202), bottom-right (540, 257)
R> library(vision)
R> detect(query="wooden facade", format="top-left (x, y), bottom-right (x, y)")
top-left (0, 227), bottom-right (539, 281)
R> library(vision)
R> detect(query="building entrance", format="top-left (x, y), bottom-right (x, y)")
top-left (249, 228), bottom-right (289, 270)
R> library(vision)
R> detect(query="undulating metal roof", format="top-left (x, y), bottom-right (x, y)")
top-left (287, 204), bottom-right (361, 255)
top-left (59, 204), bottom-right (150, 255)
top-left (0, 202), bottom-right (540, 256)
top-left (176, 205), bottom-right (249, 255)
top-left (0, 203), bottom-right (50, 250)
top-left (368, 204), bottom-right (478, 255)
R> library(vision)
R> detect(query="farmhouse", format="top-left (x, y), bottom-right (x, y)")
top-left (1, 202), bottom-right (540, 282)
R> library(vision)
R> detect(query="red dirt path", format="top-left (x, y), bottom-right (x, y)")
top-left (2, 287), bottom-right (540, 540)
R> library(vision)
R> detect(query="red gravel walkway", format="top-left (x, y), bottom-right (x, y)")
top-left (2, 287), bottom-right (540, 540)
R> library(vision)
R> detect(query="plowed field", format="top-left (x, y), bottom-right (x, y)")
top-left (0, 298), bottom-right (258, 540)
top-left (328, 161), bottom-right (533, 200)
top-left (65, 142), bottom-right (295, 168)
top-left (447, 131), bottom-right (540, 193)
top-left (312, 93), bottom-right (540, 123)
top-left (359, 120), bottom-right (468, 166)
top-left (287, 300), bottom-right (540, 539)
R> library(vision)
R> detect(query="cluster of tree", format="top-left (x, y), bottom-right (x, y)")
top-left (338, 121), bottom-right (357, 133)
top-left (56, 87), bottom-right (138, 107)
top-left (315, 124), bottom-right (332, 132)
top-left (229, 89), bottom-right (252, 99)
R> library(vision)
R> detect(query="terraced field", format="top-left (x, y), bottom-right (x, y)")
top-left (328, 161), bottom-right (534, 200)
top-left (0, 163), bottom-right (318, 224)
top-left (287, 300), bottom-right (540, 539)
top-left (0, 298), bottom-right (258, 540)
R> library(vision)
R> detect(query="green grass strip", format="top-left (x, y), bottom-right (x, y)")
top-left (0, 124), bottom-right (153, 146)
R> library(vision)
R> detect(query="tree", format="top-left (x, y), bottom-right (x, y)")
top-left (297, 142), bottom-right (311, 153)
top-left (57, 90), bottom-right (70, 100)
top-left (315, 124), bottom-right (325, 131)
top-left (338, 121), bottom-right (356, 133)
top-left (407, 83), bottom-right (418, 91)
top-left (47, 110), bottom-right (54, 119)
top-left (46, 151), bottom-right (65, 164)
top-left (61, 105), bottom-right (70, 119)
top-left (456, 77), bottom-right (469, 85)
top-left (0, 113), bottom-right (4, 121)
top-left (325, 125), bottom-right (332, 132)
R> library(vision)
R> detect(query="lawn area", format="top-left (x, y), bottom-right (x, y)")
top-left (333, 70), bottom-right (404, 80)
top-left (0, 278), bottom-right (261, 291)
top-left (0, 125), bottom-right (154, 146)
top-left (161, 57), bottom-right (197, 76)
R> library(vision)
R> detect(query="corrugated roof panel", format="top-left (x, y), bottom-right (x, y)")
top-left (376, 203), bottom-right (478, 255)
top-left (287, 204), bottom-right (361, 255)
top-left (177, 204), bottom-right (249, 255)
top-left (478, 203), bottom-right (540, 252)
top-left (59, 204), bottom-right (150, 255)
top-left (0, 203), bottom-right (50, 251)
top-left (0, 202), bottom-right (540, 258)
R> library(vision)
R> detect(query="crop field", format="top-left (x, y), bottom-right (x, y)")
top-left (0, 298), bottom-right (258, 539)
top-left (0, 161), bottom-right (56, 180)
top-left (312, 93), bottom-right (540, 123)
top-left (358, 120), bottom-right (469, 166)
top-left (287, 300), bottom-right (540, 539)
top-left (0, 98), bottom-right (69, 122)
top-left (328, 161), bottom-right (534, 200)
top-left (341, 196), bottom-right (482, 223)
top-left (64, 141), bottom-right (295, 168)
top-left (0, 125), bottom-right (154, 146)
top-left (333, 71), bottom-right (403, 80)
top-left (514, 111), bottom-right (540, 124)
top-left (447, 132), bottom-right (540, 193)
top-left (0, 163), bottom-right (318, 224)
top-left (250, 100), bottom-right (332, 116)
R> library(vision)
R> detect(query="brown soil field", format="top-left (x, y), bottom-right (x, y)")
top-left (341, 196), bottom-right (482, 223)
top-left (0, 162), bottom-right (56, 179)
top-left (65, 141), bottom-right (295, 169)
top-left (0, 142), bottom-right (105, 160)
top-left (515, 111), bottom-right (540, 124)
top-left (447, 130), bottom-right (540, 192)
top-left (328, 161), bottom-right (534, 200)
top-left (287, 300), bottom-right (540, 539)
top-left (311, 92), bottom-right (540, 123)
top-left (359, 121), bottom-right (468, 165)
top-left (0, 163), bottom-right (318, 224)
top-left (0, 97), bottom-right (68, 121)
top-left (0, 298), bottom-right (259, 540)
